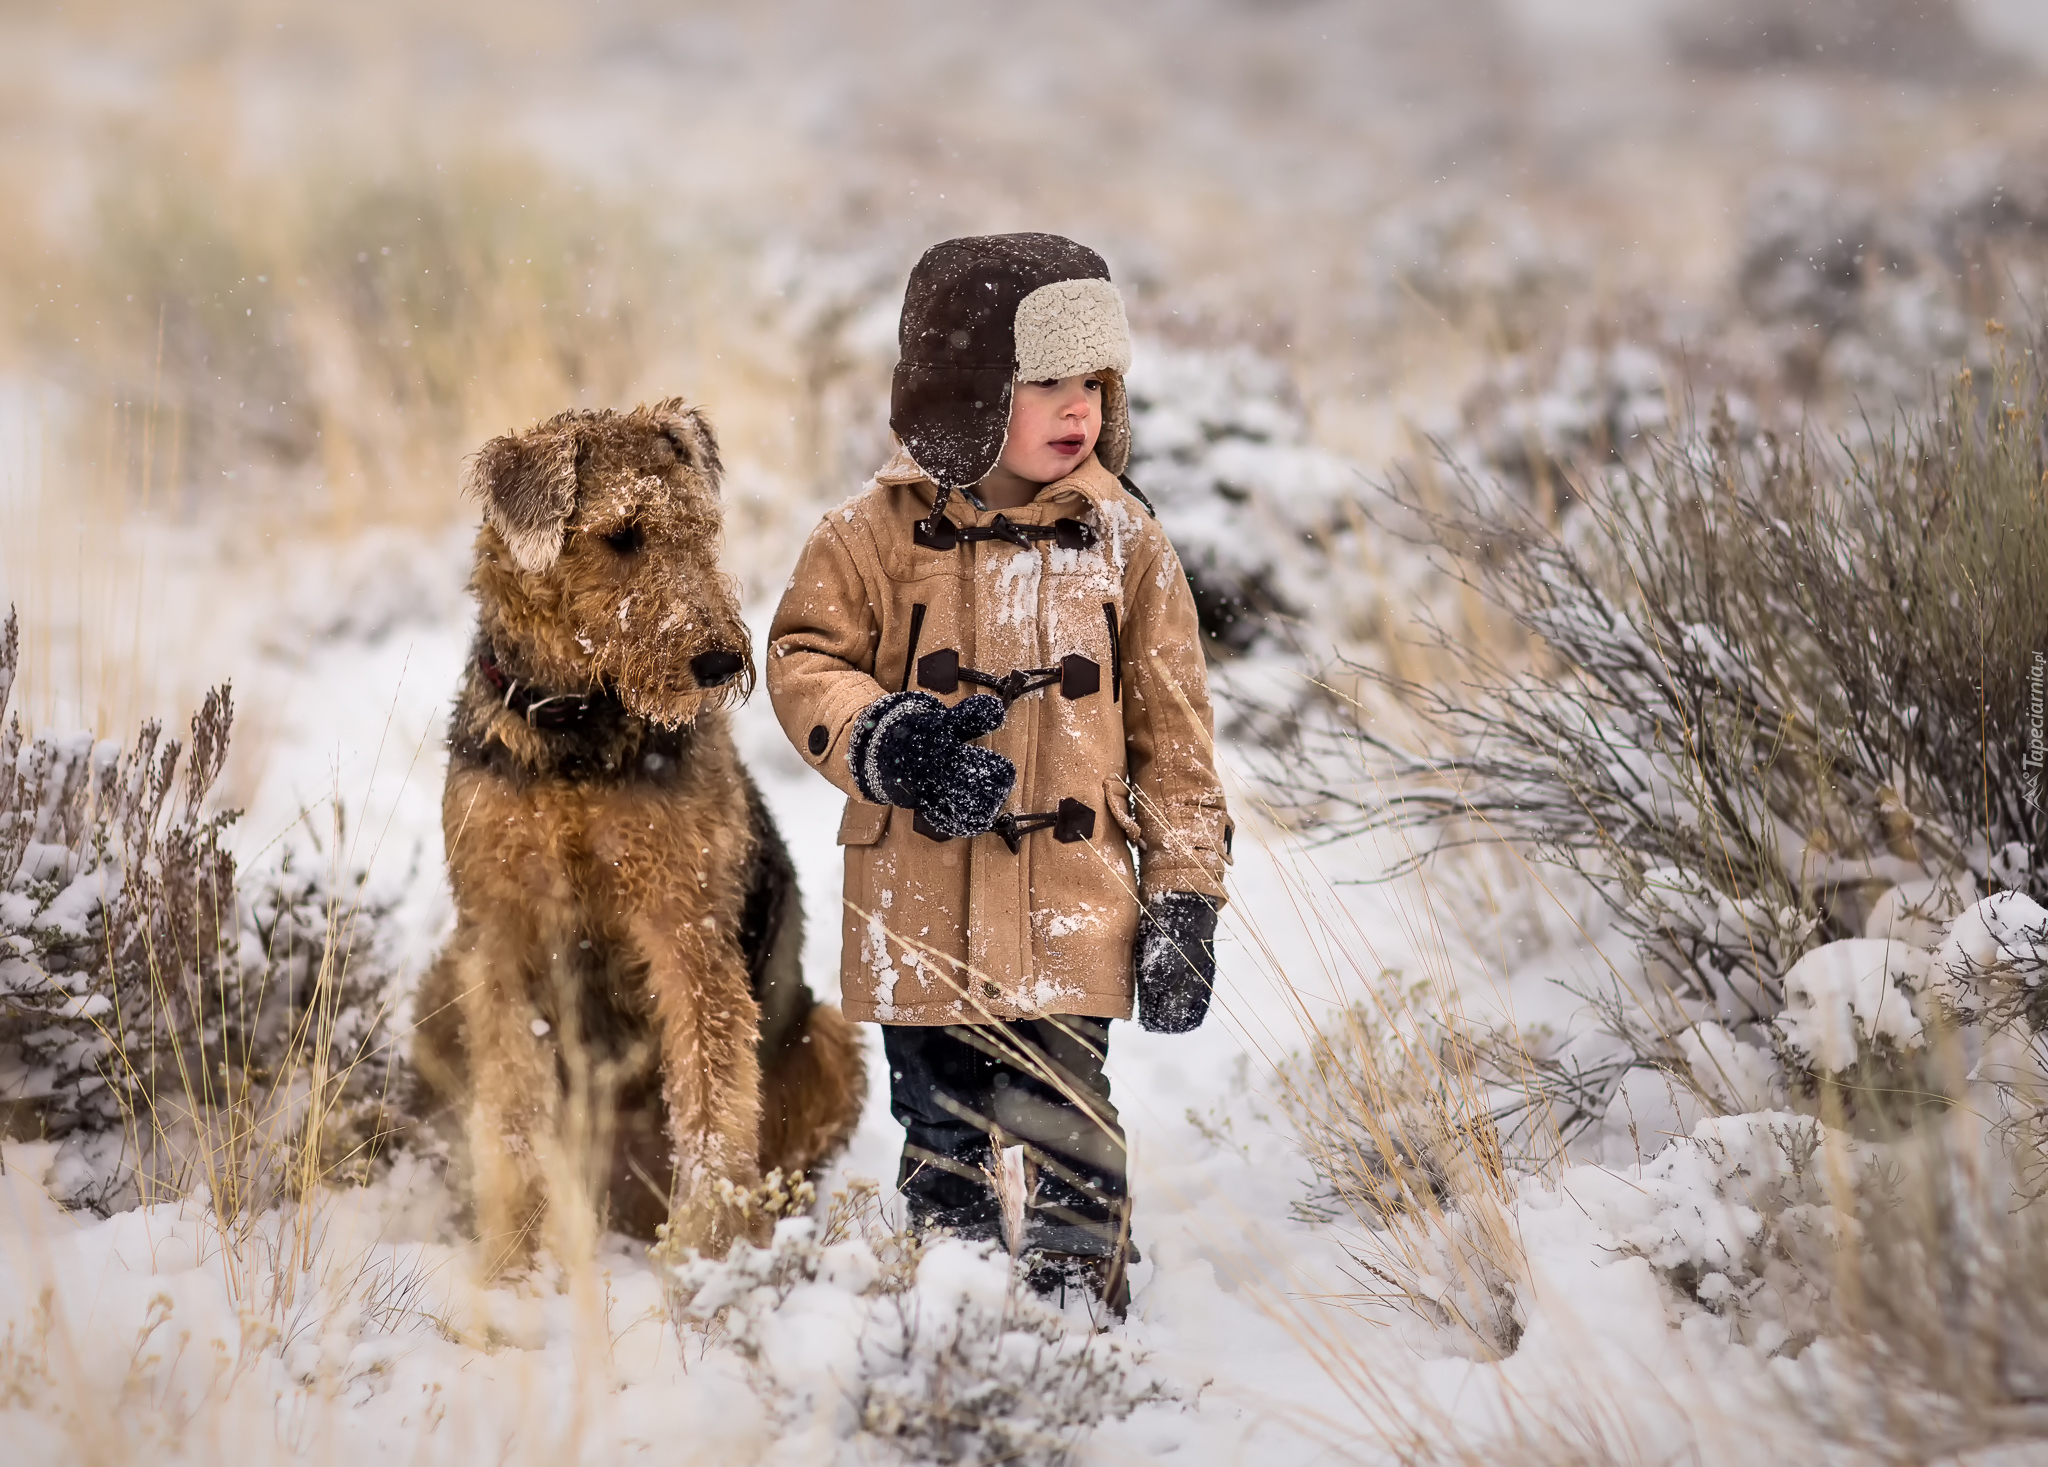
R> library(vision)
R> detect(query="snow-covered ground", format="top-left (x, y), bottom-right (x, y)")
top-left (0, 491), bottom-right (1903, 1463)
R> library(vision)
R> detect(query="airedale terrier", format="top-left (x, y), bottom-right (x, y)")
top-left (412, 398), bottom-right (865, 1274)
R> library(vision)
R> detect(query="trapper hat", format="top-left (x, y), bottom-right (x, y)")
top-left (889, 232), bottom-right (1133, 490)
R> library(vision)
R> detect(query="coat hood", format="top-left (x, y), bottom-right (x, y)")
top-left (889, 232), bottom-right (1133, 490)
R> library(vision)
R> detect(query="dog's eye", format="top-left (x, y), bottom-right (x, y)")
top-left (601, 523), bottom-right (645, 555)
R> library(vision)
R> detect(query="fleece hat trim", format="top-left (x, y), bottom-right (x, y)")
top-left (889, 232), bottom-right (1133, 489)
top-left (1013, 278), bottom-right (1132, 382)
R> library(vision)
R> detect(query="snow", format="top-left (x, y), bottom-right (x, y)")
top-left (0, 1149), bottom-right (772, 1461)
top-left (1775, 938), bottom-right (1929, 1073)
top-left (0, 521), bottom-right (1880, 1457)
top-left (1937, 890), bottom-right (2048, 977)
top-left (1677, 1022), bottom-right (1785, 1114)
top-left (669, 1221), bottom-right (1177, 1463)
top-left (1930, 889), bottom-right (2048, 1021)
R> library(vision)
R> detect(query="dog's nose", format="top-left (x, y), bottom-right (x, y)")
top-left (690, 650), bottom-right (745, 688)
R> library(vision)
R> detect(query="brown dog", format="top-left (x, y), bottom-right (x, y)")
top-left (412, 398), bottom-right (865, 1275)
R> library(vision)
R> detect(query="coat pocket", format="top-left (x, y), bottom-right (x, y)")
top-left (838, 799), bottom-right (892, 846)
top-left (1101, 778), bottom-right (1142, 848)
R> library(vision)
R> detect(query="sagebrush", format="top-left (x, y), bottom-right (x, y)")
top-left (1276, 333), bottom-right (2048, 1137)
top-left (0, 607), bottom-right (404, 1211)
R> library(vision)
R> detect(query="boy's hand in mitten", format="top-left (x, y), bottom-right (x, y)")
top-left (1134, 892), bottom-right (1219, 1033)
top-left (849, 691), bottom-right (1015, 839)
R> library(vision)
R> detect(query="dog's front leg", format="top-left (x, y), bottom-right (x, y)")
top-left (633, 911), bottom-right (765, 1256)
top-left (448, 917), bottom-right (562, 1277)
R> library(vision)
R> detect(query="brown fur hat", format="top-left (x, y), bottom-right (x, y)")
top-left (889, 233), bottom-right (1133, 489)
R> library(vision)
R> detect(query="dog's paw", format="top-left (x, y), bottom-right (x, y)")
top-left (652, 1197), bottom-right (752, 1261)
top-left (656, 1169), bottom-right (816, 1260)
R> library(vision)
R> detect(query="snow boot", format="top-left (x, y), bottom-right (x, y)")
top-left (1022, 1247), bottom-right (1130, 1323)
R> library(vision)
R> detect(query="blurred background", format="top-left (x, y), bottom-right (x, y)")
top-left (4, 0), bottom-right (2048, 826)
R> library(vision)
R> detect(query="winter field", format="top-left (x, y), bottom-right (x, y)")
top-left (10, 1), bottom-right (2048, 1462)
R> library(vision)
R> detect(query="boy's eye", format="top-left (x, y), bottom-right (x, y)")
top-left (1083, 378), bottom-right (1103, 392)
top-left (1029, 378), bottom-right (1060, 389)
top-left (602, 523), bottom-right (645, 555)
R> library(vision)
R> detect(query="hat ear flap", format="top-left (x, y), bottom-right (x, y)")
top-left (653, 399), bottom-right (724, 487)
top-left (892, 366), bottom-right (1015, 489)
top-left (1096, 369), bottom-right (1130, 477)
top-left (466, 430), bottom-right (580, 573)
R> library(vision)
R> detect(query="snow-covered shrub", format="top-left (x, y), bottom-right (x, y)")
top-left (1922, 141), bottom-right (2048, 312)
top-left (235, 838), bottom-right (410, 1192)
top-left (1914, 892), bottom-right (2048, 1174)
top-left (1365, 187), bottom-right (1587, 350)
top-left (1737, 174), bottom-right (1917, 337)
top-left (1279, 330), bottom-right (2048, 1139)
top-left (0, 609), bottom-right (403, 1208)
top-left (1443, 142), bottom-right (2048, 499)
top-left (1719, 149), bottom-right (2048, 410)
top-left (1574, 1111), bottom-right (1858, 1356)
top-left (1732, 169), bottom-right (1979, 404)
top-left (1125, 344), bottom-right (1366, 658)
top-left (669, 1204), bottom-right (1176, 1466)
top-left (1931, 890), bottom-right (2048, 1031)
top-left (1456, 340), bottom-right (1674, 490)
top-left (1677, 1021), bottom-right (1786, 1115)
top-left (1773, 940), bottom-right (1928, 1078)
top-left (1, 611), bottom-right (237, 1153)
top-left (1655, 1105), bottom-right (2048, 1453)
top-left (1562, 1098), bottom-right (2048, 1421)
top-left (1278, 995), bottom-right (1506, 1221)
top-left (1817, 1120), bottom-right (2048, 1432)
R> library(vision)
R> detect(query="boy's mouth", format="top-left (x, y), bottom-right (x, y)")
top-left (1050, 434), bottom-right (1086, 455)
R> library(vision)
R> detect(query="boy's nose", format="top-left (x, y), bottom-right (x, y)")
top-left (690, 650), bottom-right (745, 687)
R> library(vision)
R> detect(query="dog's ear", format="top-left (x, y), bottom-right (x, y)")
top-left (654, 401), bottom-right (723, 489)
top-left (465, 429), bottom-right (580, 573)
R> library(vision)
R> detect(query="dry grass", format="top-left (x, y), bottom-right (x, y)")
top-left (1273, 977), bottom-right (1524, 1359)
top-left (15, 147), bottom-right (685, 528)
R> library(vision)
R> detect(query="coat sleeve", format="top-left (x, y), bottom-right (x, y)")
top-left (1120, 529), bottom-right (1233, 905)
top-left (767, 515), bottom-right (888, 801)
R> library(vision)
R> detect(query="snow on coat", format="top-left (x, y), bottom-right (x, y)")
top-left (768, 449), bottom-right (1231, 1025)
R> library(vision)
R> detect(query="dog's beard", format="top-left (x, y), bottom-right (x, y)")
top-left (608, 638), bottom-right (756, 728)
top-left (620, 674), bottom-right (749, 728)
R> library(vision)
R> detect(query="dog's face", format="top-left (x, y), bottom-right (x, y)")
top-left (465, 398), bottom-right (753, 726)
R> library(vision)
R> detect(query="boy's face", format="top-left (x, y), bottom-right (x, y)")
top-left (998, 374), bottom-right (1104, 486)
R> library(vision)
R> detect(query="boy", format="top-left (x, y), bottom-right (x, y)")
top-left (766, 233), bottom-right (1231, 1315)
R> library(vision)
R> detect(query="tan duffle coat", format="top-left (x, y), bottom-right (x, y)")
top-left (767, 450), bottom-right (1231, 1025)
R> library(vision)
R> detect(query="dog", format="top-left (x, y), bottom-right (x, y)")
top-left (411, 398), bottom-right (865, 1275)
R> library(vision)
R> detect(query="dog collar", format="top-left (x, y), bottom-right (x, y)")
top-left (476, 651), bottom-right (622, 732)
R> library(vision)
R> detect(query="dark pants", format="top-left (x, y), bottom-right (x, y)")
top-left (882, 1016), bottom-right (1129, 1259)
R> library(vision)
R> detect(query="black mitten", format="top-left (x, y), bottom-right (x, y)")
top-left (1134, 892), bottom-right (1219, 1033)
top-left (849, 691), bottom-right (1015, 839)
